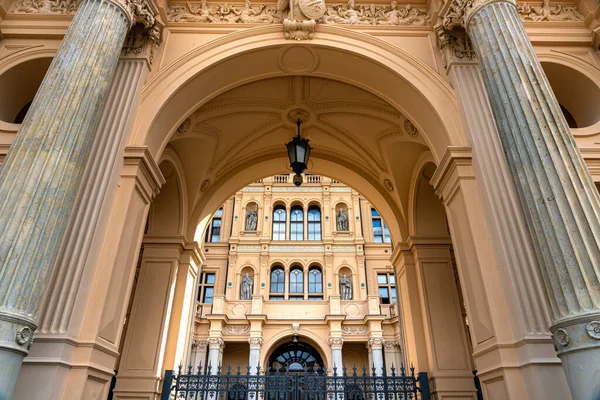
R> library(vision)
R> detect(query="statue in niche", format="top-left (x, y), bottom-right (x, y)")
top-left (336, 208), bottom-right (349, 231)
top-left (246, 208), bottom-right (258, 231)
top-left (241, 273), bottom-right (254, 300)
top-left (340, 273), bottom-right (352, 300)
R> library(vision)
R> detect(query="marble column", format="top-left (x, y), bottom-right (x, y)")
top-left (329, 336), bottom-right (344, 374)
top-left (191, 340), bottom-right (209, 372)
top-left (0, 0), bottom-right (154, 396)
top-left (435, 28), bottom-right (569, 399)
top-left (441, 1), bottom-right (600, 398)
top-left (248, 337), bottom-right (263, 374)
top-left (207, 338), bottom-right (224, 374)
top-left (368, 338), bottom-right (384, 376)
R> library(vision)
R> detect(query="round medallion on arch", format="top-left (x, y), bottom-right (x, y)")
top-left (278, 46), bottom-right (319, 74)
top-left (346, 303), bottom-right (360, 317)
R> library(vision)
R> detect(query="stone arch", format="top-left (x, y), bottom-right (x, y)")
top-left (261, 332), bottom-right (331, 369)
top-left (410, 158), bottom-right (448, 236)
top-left (133, 26), bottom-right (466, 243)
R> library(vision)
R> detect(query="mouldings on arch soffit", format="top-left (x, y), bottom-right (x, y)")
top-left (171, 76), bottom-right (425, 182)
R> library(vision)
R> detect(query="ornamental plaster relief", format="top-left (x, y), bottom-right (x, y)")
top-left (166, 0), bottom-right (430, 25)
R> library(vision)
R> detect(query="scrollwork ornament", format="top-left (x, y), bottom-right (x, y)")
top-left (586, 321), bottom-right (600, 340)
top-left (554, 328), bottom-right (570, 346)
top-left (16, 326), bottom-right (33, 346)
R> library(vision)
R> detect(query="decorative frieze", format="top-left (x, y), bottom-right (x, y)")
top-left (236, 245), bottom-right (262, 252)
top-left (10, 0), bottom-right (78, 14)
top-left (330, 187), bottom-right (352, 192)
top-left (166, 0), bottom-right (430, 26)
top-left (224, 325), bottom-right (250, 334)
top-left (243, 187), bottom-right (266, 192)
top-left (271, 187), bottom-right (323, 192)
top-left (342, 325), bottom-right (368, 335)
top-left (331, 245), bottom-right (356, 252)
top-left (517, 0), bottom-right (583, 21)
top-left (269, 245), bottom-right (325, 252)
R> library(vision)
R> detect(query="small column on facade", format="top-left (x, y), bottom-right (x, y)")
top-left (248, 337), bottom-right (263, 374)
top-left (383, 341), bottom-right (399, 374)
top-left (207, 337), bottom-right (224, 374)
top-left (368, 337), bottom-right (384, 376)
top-left (329, 336), bottom-right (344, 374)
top-left (191, 340), bottom-right (209, 372)
top-left (0, 0), bottom-right (157, 394)
top-left (439, 1), bottom-right (600, 397)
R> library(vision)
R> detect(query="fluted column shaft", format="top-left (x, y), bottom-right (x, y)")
top-left (465, 1), bottom-right (600, 398)
top-left (248, 337), bottom-right (263, 375)
top-left (0, 0), bottom-right (132, 396)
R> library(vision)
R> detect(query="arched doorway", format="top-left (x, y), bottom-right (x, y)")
top-left (268, 341), bottom-right (325, 372)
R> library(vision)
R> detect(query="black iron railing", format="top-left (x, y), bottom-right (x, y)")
top-left (161, 365), bottom-right (430, 400)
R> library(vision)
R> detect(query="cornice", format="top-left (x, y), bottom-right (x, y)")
top-left (429, 145), bottom-right (473, 202)
top-left (142, 234), bottom-right (203, 263)
top-left (123, 145), bottom-right (166, 201)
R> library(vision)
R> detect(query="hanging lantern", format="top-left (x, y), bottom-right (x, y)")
top-left (286, 119), bottom-right (311, 187)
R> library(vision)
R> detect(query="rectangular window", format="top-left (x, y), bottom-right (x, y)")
top-left (198, 272), bottom-right (216, 304)
top-left (371, 209), bottom-right (391, 243)
top-left (208, 208), bottom-right (223, 242)
top-left (377, 273), bottom-right (397, 305)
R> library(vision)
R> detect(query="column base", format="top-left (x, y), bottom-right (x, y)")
top-left (13, 334), bottom-right (117, 400)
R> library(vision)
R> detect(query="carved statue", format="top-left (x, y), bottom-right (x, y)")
top-left (241, 273), bottom-right (253, 300)
top-left (278, 0), bottom-right (326, 40)
top-left (340, 273), bottom-right (352, 300)
top-left (336, 208), bottom-right (349, 231)
top-left (246, 208), bottom-right (258, 231)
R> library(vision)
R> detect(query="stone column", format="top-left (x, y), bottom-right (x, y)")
top-left (329, 336), bottom-right (344, 374)
top-left (191, 340), bottom-right (209, 372)
top-left (248, 337), bottom-right (263, 374)
top-left (0, 0), bottom-right (155, 396)
top-left (207, 337), bottom-right (224, 374)
top-left (440, 1), bottom-right (600, 397)
top-left (435, 28), bottom-right (569, 399)
top-left (368, 338), bottom-right (384, 376)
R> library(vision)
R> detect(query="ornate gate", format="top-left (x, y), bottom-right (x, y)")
top-left (160, 365), bottom-right (430, 400)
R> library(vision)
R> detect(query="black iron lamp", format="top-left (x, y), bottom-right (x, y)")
top-left (286, 118), bottom-right (311, 187)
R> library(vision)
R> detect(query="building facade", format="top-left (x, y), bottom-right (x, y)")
top-left (0, 0), bottom-right (599, 398)
top-left (192, 174), bottom-right (408, 375)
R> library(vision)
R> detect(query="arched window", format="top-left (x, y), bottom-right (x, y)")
top-left (307, 206), bottom-right (321, 241)
top-left (290, 206), bottom-right (304, 241)
top-left (273, 206), bottom-right (287, 240)
top-left (371, 208), bottom-right (391, 243)
top-left (289, 267), bottom-right (304, 300)
top-left (308, 267), bottom-right (323, 300)
top-left (270, 267), bottom-right (285, 300)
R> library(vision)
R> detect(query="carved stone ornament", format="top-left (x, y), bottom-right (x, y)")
top-left (586, 321), bottom-right (600, 340)
top-left (292, 323), bottom-right (300, 335)
top-left (328, 336), bottom-right (344, 348)
top-left (224, 325), bottom-right (251, 334)
top-left (121, 22), bottom-right (163, 64)
top-left (16, 326), bottom-right (33, 347)
top-left (383, 178), bottom-right (393, 192)
top-left (368, 337), bottom-right (384, 349)
top-left (517, 0), bottom-right (583, 21)
top-left (193, 339), bottom-right (209, 350)
top-left (383, 341), bottom-right (397, 350)
top-left (260, 255), bottom-right (269, 268)
top-left (177, 118), bottom-right (192, 135)
top-left (435, 26), bottom-right (476, 69)
top-left (555, 328), bottom-right (570, 346)
top-left (342, 325), bottom-right (368, 335)
top-left (208, 337), bottom-right (224, 348)
top-left (200, 179), bottom-right (211, 193)
top-left (403, 119), bottom-right (418, 137)
top-left (166, 0), bottom-right (430, 28)
top-left (248, 337), bottom-right (264, 348)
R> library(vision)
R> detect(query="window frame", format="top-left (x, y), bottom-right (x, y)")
top-left (307, 206), bottom-right (322, 241)
top-left (198, 272), bottom-right (216, 304)
top-left (308, 266), bottom-right (323, 300)
top-left (290, 206), bottom-right (304, 241)
top-left (371, 208), bottom-right (391, 243)
top-left (269, 267), bottom-right (285, 300)
top-left (289, 267), bottom-right (304, 299)
top-left (272, 206), bottom-right (287, 241)
top-left (377, 272), bottom-right (397, 304)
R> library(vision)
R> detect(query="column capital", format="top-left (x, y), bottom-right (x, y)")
top-left (193, 339), bottom-right (209, 351)
top-left (248, 337), bottom-right (264, 349)
top-left (121, 21), bottom-right (164, 66)
top-left (208, 337), bottom-right (224, 349)
top-left (328, 336), bottom-right (344, 349)
top-left (368, 337), bottom-right (384, 350)
top-left (439, 0), bottom-right (516, 31)
top-left (434, 25), bottom-right (477, 70)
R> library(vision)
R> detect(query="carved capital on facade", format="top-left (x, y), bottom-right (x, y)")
top-left (328, 336), bottom-right (344, 349)
top-left (435, 25), bottom-right (477, 70)
top-left (368, 337), bottom-right (384, 349)
top-left (193, 339), bottom-right (209, 350)
top-left (121, 21), bottom-right (163, 65)
top-left (208, 337), bottom-right (224, 349)
top-left (248, 337), bottom-right (264, 349)
top-left (383, 341), bottom-right (397, 350)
